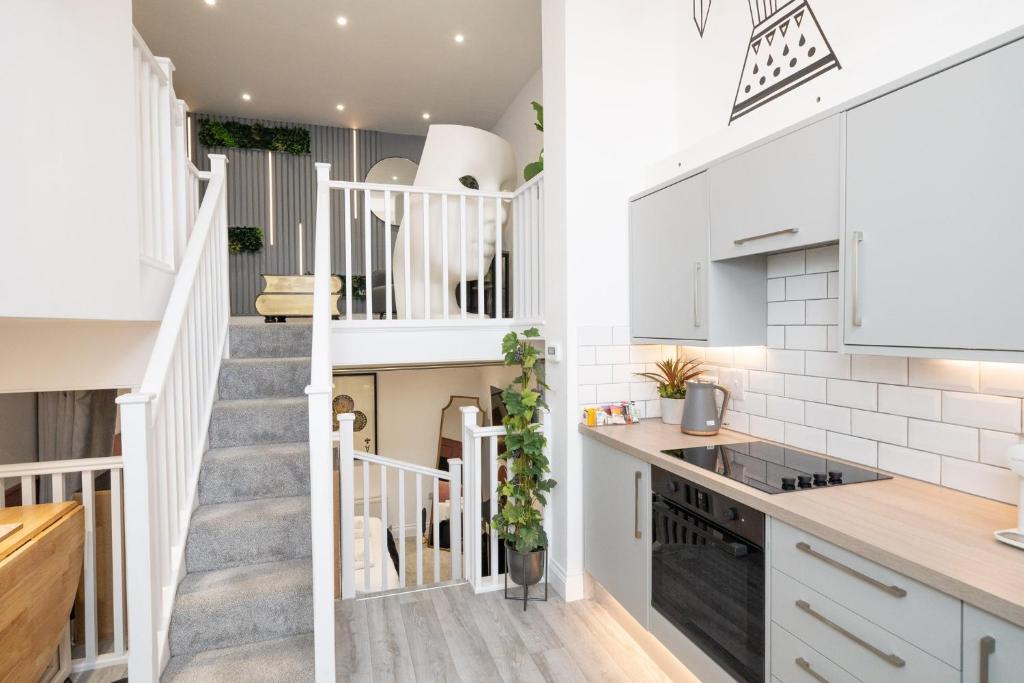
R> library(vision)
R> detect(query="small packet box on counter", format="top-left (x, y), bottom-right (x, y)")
top-left (582, 401), bottom-right (641, 426)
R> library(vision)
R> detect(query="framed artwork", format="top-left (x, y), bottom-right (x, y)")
top-left (332, 372), bottom-right (377, 454)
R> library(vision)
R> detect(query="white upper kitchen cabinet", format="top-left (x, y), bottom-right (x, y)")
top-left (843, 37), bottom-right (1024, 356)
top-left (962, 604), bottom-right (1024, 683)
top-left (709, 116), bottom-right (841, 261)
top-left (630, 172), bottom-right (765, 345)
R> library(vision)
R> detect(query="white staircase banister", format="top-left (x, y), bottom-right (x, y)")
top-left (337, 446), bottom-right (457, 480)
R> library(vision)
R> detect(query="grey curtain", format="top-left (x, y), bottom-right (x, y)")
top-left (36, 389), bottom-right (117, 501)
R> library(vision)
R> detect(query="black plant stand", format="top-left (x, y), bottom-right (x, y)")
top-left (504, 547), bottom-right (548, 612)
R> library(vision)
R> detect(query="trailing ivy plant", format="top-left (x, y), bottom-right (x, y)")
top-left (523, 101), bottom-right (544, 182)
top-left (339, 275), bottom-right (367, 299)
top-left (492, 327), bottom-right (556, 553)
top-left (198, 119), bottom-right (311, 155)
top-left (227, 226), bottom-right (264, 254)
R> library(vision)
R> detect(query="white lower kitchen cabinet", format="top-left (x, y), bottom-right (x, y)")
top-left (962, 604), bottom-right (1024, 683)
top-left (770, 623), bottom-right (859, 683)
top-left (582, 439), bottom-right (650, 627)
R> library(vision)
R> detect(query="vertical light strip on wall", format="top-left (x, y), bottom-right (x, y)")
top-left (351, 129), bottom-right (359, 219)
top-left (298, 222), bottom-right (304, 274)
top-left (267, 150), bottom-right (275, 246)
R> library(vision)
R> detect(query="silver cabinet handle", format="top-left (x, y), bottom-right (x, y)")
top-left (796, 600), bottom-right (906, 668)
top-left (733, 227), bottom-right (799, 245)
top-left (795, 657), bottom-right (830, 683)
top-left (851, 230), bottom-right (863, 326)
top-left (980, 636), bottom-right (996, 683)
top-left (796, 541), bottom-right (907, 597)
top-left (634, 471), bottom-right (642, 539)
top-left (693, 262), bottom-right (702, 328)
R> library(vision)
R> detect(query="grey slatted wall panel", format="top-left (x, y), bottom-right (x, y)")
top-left (188, 113), bottom-right (423, 315)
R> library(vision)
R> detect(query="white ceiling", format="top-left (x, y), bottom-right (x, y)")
top-left (133, 0), bottom-right (541, 135)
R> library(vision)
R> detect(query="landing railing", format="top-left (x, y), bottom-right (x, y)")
top-left (116, 154), bottom-right (229, 681)
top-left (320, 168), bottom-right (544, 324)
top-left (461, 405), bottom-right (552, 592)
top-left (335, 422), bottom-right (463, 597)
top-left (0, 456), bottom-right (126, 677)
top-left (133, 29), bottom-right (194, 272)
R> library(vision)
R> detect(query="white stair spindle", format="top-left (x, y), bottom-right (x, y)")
top-left (339, 414), bottom-right (355, 600)
top-left (422, 192), bottom-right (430, 318)
top-left (403, 191), bottom-right (412, 320)
top-left (384, 189), bottom-right (393, 320)
top-left (494, 196), bottom-right (503, 319)
top-left (111, 467), bottom-right (126, 655)
top-left (459, 195), bottom-right (467, 319)
top-left (83, 471), bottom-right (98, 662)
top-left (449, 459), bottom-right (462, 581)
top-left (489, 437), bottom-right (499, 579)
top-left (398, 470), bottom-right (406, 588)
top-left (441, 194), bottom-right (449, 320)
top-left (433, 476), bottom-right (441, 583)
top-left (415, 473), bottom-right (423, 586)
top-left (21, 476), bottom-right (34, 505)
top-left (364, 189), bottom-right (372, 319)
top-left (380, 465), bottom-right (389, 590)
top-left (50, 473), bottom-right (64, 503)
top-left (344, 187), bottom-right (352, 320)
top-left (363, 461), bottom-right (370, 593)
top-left (537, 180), bottom-right (545, 319)
top-left (477, 196), bottom-right (484, 319)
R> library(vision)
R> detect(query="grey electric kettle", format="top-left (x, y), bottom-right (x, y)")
top-left (681, 379), bottom-right (731, 436)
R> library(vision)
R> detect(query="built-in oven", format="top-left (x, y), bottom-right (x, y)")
top-left (651, 466), bottom-right (765, 683)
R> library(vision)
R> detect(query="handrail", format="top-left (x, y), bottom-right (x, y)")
top-left (328, 171), bottom-right (543, 201)
top-left (0, 456), bottom-right (123, 477)
top-left (139, 159), bottom-right (227, 393)
top-left (343, 448), bottom-right (455, 480)
top-left (132, 28), bottom-right (170, 86)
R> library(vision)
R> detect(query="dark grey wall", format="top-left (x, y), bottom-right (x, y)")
top-left (188, 113), bottom-right (424, 315)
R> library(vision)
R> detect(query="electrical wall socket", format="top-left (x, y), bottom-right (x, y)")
top-left (718, 367), bottom-right (746, 402)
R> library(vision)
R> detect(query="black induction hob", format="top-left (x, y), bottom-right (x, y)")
top-left (660, 440), bottom-right (892, 494)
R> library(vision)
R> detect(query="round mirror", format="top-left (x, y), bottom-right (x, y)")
top-left (365, 157), bottom-right (418, 225)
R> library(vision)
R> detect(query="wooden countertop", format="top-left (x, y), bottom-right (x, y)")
top-left (580, 420), bottom-right (1024, 628)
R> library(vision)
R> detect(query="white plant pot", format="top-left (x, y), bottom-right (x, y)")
top-left (660, 397), bottom-right (685, 425)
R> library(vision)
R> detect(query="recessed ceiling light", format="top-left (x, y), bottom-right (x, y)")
top-left (204, 0), bottom-right (216, 5)
top-left (422, 112), bottom-right (430, 120)
top-left (336, 16), bottom-right (348, 26)
top-left (336, 104), bottom-right (345, 111)
top-left (392, 175), bottom-right (398, 181)
top-left (241, 93), bottom-right (252, 101)
top-left (454, 33), bottom-right (465, 44)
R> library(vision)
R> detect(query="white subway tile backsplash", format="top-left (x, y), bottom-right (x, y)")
top-left (768, 395), bottom-right (805, 424)
top-left (805, 244), bottom-right (839, 273)
top-left (941, 458), bottom-right (1018, 504)
top-left (705, 347), bottom-right (735, 366)
top-left (877, 385), bottom-right (941, 420)
top-left (785, 374), bottom-right (826, 402)
top-left (596, 345), bottom-right (630, 365)
top-left (731, 391), bottom-right (767, 416)
top-left (613, 363), bottom-right (645, 383)
top-left (908, 358), bottom-right (979, 392)
top-left (578, 365), bottom-right (613, 385)
top-left (596, 383), bottom-right (630, 403)
top-left (767, 326), bottom-right (785, 349)
top-left (785, 326), bottom-right (828, 351)
top-left (979, 362), bottom-right (1024, 398)
top-left (630, 382), bottom-right (659, 401)
top-left (767, 349), bottom-right (804, 375)
top-left (942, 391), bottom-right (1021, 432)
top-left (578, 346), bottom-right (596, 366)
top-left (749, 415), bottom-right (785, 442)
top-left (786, 423), bottom-right (827, 452)
top-left (979, 430), bottom-right (1023, 469)
top-left (644, 400), bottom-right (661, 419)
top-left (827, 432), bottom-right (878, 467)
top-left (805, 402), bottom-right (851, 434)
top-left (908, 419), bottom-right (978, 461)
top-left (682, 347), bottom-right (706, 362)
top-left (767, 301), bottom-right (805, 325)
top-left (827, 379), bottom-right (877, 410)
top-left (578, 385), bottom-right (596, 404)
top-left (851, 409), bottom-right (908, 446)
top-left (767, 278), bottom-right (786, 302)
top-left (827, 271), bottom-right (839, 298)
top-left (578, 325), bottom-right (614, 346)
top-left (613, 325), bottom-right (631, 345)
top-left (805, 351), bottom-right (851, 379)
top-left (749, 370), bottom-right (785, 396)
top-left (785, 273), bottom-right (828, 300)
top-left (878, 445), bottom-right (941, 484)
top-left (851, 355), bottom-right (908, 385)
top-left (767, 251), bottom-right (805, 278)
top-left (827, 326), bottom-right (840, 352)
top-left (733, 347), bottom-right (766, 371)
top-left (805, 299), bottom-right (838, 325)
top-left (724, 411), bottom-right (750, 433)
top-left (629, 345), bottom-right (665, 363)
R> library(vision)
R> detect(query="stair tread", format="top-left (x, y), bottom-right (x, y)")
top-left (203, 441), bottom-right (310, 461)
top-left (214, 396), bottom-right (308, 408)
top-left (186, 495), bottom-right (311, 572)
top-left (169, 558), bottom-right (313, 655)
top-left (163, 633), bottom-right (313, 683)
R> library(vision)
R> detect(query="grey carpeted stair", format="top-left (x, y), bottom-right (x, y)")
top-left (198, 443), bottom-right (310, 505)
top-left (162, 633), bottom-right (314, 683)
top-left (163, 320), bottom-right (316, 680)
top-left (209, 397), bottom-right (308, 448)
top-left (168, 558), bottom-right (314, 655)
top-left (218, 357), bottom-right (311, 400)
top-left (185, 496), bottom-right (311, 573)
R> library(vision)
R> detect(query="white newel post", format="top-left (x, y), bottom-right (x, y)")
top-left (460, 405), bottom-right (480, 588)
top-left (449, 458), bottom-right (462, 582)
top-left (116, 393), bottom-right (160, 683)
top-left (540, 407), bottom-right (552, 550)
top-left (338, 414), bottom-right (355, 599)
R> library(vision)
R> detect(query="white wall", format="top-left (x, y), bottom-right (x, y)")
top-left (491, 68), bottom-right (544, 187)
top-left (0, 320), bottom-right (158, 393)
top-left (0, 0), bottom-right (149, 321)
top-left (0, 393), bottom-right (37, 466)
top-left (542, 0), bottom-right (680, 601)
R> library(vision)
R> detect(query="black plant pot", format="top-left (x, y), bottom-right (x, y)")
top-left (506, 542), bottom-right (545, 586)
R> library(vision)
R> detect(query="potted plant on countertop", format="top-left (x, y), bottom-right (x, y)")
top-left (636, 357), bottom-right (704, 425)
top-left (492, 327), bottom-right (556, 607)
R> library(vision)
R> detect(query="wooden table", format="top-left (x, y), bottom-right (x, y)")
top-left (0, 502), bottom-right (84, 683)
